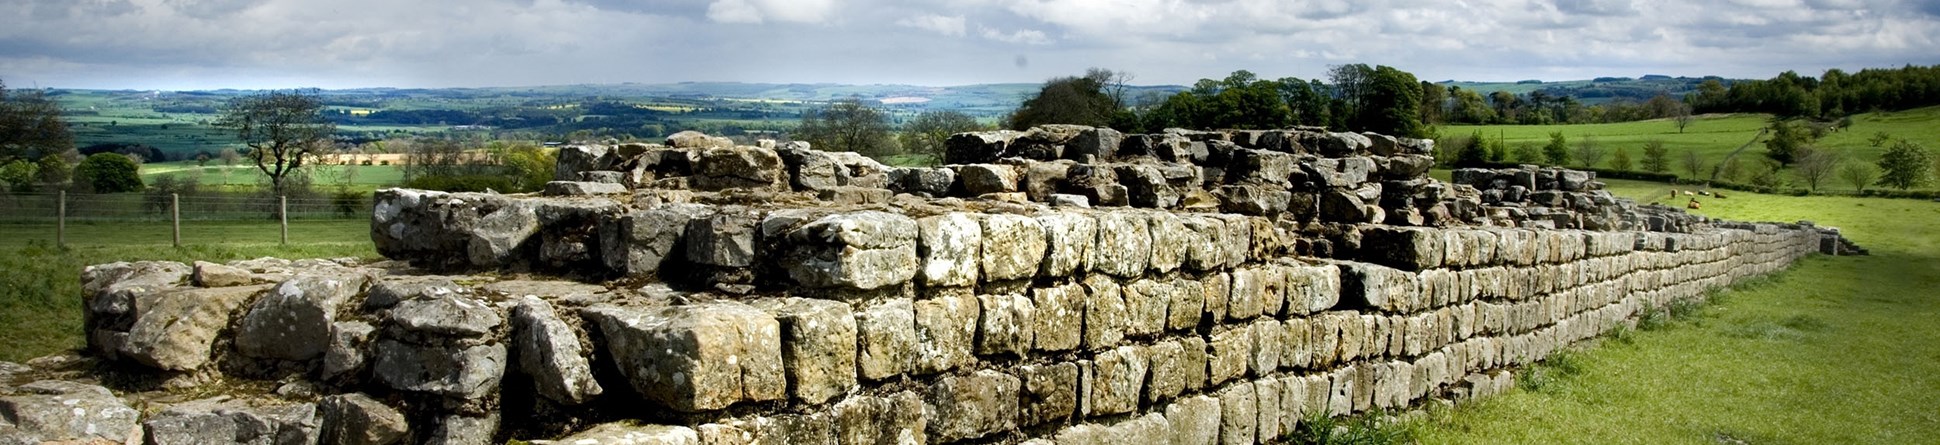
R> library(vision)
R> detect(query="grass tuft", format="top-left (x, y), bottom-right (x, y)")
top-left (1292, 411), bottom-right (1420, 445)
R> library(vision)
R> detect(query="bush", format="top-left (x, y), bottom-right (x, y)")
top-left (74, 153), bottom-right (142, 193)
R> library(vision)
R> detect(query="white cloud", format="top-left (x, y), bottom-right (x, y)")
top-left (980, 26), bottom-right (1053, 45)
top-left (705, 0), bottom-right (837, 24)
top-left (897, 13), bottom-right (967, 36)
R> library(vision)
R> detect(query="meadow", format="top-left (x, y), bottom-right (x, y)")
top-left (1416, 178), bottom-right (1940, 444)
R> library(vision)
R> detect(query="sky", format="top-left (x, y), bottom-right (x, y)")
top-left (3, 0), bottom-right (1938, 91)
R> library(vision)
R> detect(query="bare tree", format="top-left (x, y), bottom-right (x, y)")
top-left (1789, 146), bottom-right (1841, 192)
top-left (1837, 161), bottom-right (1879, 193)
top-left (797, 98), bottom-right (897, 157)
top-left (1571, 135), bottom-right (1607, 168)
top-left (216, 91), bottom-right (335, 195)
top-left (1673, 102), bottom-right (1694, 133)
top-left (1679, 148), bottom-right (1709, 179)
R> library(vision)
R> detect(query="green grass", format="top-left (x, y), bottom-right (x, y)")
top-left (0, 220), bottom-right (375, 362)
top-left (1417, 178), bottom-right (1940, 444)
top-left (140, 161), bottom-right (408, 192)
top-left (1442, 105), bottom-right (1940, 189)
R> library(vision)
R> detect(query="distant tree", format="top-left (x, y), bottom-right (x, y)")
top-left (75, 153), bottom-right (142, 193)
top-left (1679, 148), bottom-right (1709, 179)
top-left (0, 80), bottom-right (74, 162)
top-left (797, 98), bottom-right (897, 158)
top-left (899, 110), bottom-right (984, 162)
top-left (1836, 161), bottom-right (1879, 193)
top-left (1867, 131), bottom-right (1892, 148)
top-left (1511, 142), bottom-right (1542, 164)
top-left (1610, 147), bottom-right (1633, 172)
top-left (1571, 135), bottom-right (1607, 168)
top-left (0, 159), bottom-right (37, 192)
top-left (1543, 132), bottom-right (1570, 166)
top-left (1640, 139), bottom-right (1671, 173)
top-left (1875, 139), bottom-right (1933, 190)
top-left (1353, 65), bottom-right (1426, 137)
top-left (1747, 160), bottom-right (1785, 189)
top-left (36, 154), bottom-right (71, 187)
top-left (1763, 119), bottom-right (1810, 167)
top-left (1718, 157), bottom-right (1746, 183)
top-left (216, 91), bottom-right (336, 195)
top-left (1452, 131), bottom-right (1489, 168)
top-left (1484, 135), bottom-right (1508, 163)
top-left (195, 152), bottom-right (211, 167)
top-left (1009, 69), bottom-right (1120, 129)
top-left (1672, 102), bottom-right (1695, 133)
top-left (1446, 88), bottom-right (1496, 124)
top-left (1417, 81), bottom-right (1446, 124)
top-left (1790, 146), bottom-right (1840, 192)
top-left (496, 141), bottom-right (556, 192)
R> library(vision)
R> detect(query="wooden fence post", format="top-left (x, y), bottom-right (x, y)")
top-left (280, 195), bottom-right (289, 246)
top-left (172, 193), bottom-right (181, 247)
top-left (57, 190), bottom-right (66, 248)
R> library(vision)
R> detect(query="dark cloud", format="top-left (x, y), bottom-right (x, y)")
top-left (1552, 0), bottom-right (1637, 16)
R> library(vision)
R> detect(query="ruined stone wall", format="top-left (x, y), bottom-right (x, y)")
top-left (4, 128), bottom-right (1853, 445)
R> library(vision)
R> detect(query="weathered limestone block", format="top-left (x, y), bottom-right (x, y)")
top-left (891, 166), bottom-right (956, 197)
top-left (917, 213), bottom-right (982, 287)
top-left (751, 298), bottom-right (859, 405)
top-left (1227, 267), bottom-right (1265, 321)
top-left (0, 380), bottom-right (143, 445)
top-left (542, 180), bottom-right (628, 196)
top-left (323, 320), bottom-right (377, 382)
top-left (1284, 263), bottom-right (1341, 315)
top-left (1122, 278), bottom-right (1171, 337)
top-left (1254, 377), bottom-right (1283, 442)
top-left (1179, 336), bottom-right (1211, 392)
top-left (1162, 279), bottom-right (1205, 332)
top-left (464, 200), bottom-right (541, 267)
top-left (554, 144), bottom-right (616, 181)
top-left (118, 284), bottom-right (269, 371)
top-left (511, 298), bottom-right (603, 405)
top-left (955, 164), bottom-right (1020, 195)
top-left (923, 369), bottom-right (1021, 443)
top-left (370, 339), bottom-right (507, 400)
top-left (1249, 319), bottom-right (1284, 377)
top-left (191, 261), bottom-right (254, 287)
top-left (142, 397), bottom-right (319, 445)
top-left (1360, 226), bottom-right (1446, 271)
top-left (364, 275), bottom-right (462, 310)
top-left (1083, 345), bottom-right (1148, 416)
top-left (914, 293), bottom-right (978, 375)
top-left (980, 213), bottom-right (1048, 282)
top-left (533, 199), bottom-right (624, 269)
top-left (1201, 272), bottom-right (1231, 323)
top-left (829, 392), bottom-right (926, 445)
top-left (693, 146), bottom-right (786, 191)
top-left (1279, 318), bottom-right (1312, 370)
top-left (1166, 395), bottom-right (1223, 445)
top-left (685, 211), bottom-right (760, 268)
top-left (1147, 211), bottom-right (1189, 273)
top-left (429, 413), bottom-right (499, 445)
top-left (1218, 383), bottom-right (1258, 445)
top-left (1337, 261), bottom-right (1422, 313)
top-left (318, 393), bottom-right (409, 445)
top-left (977, 293), bottom-right (1036, 356)
top-left (1016, 362), bottom-right (1080, 427)
top-left (583, 302), bottom-right (785, 412)
top-left (1089, 211), bottom-right (1152, 277)
top-left (1081, 275), bottom-right (1127, 350)
top-left (781, 211), bottom-right (921, 290)
top-left (1144, 340), bottom-right (1188, 403)
top-left (534, 423), bottom-right (699, 445)
top-left (389, 295), bottom-right (502, 338)
top-left (1216, 184), bottom-right (1293, 216)
top-left (700, 413), bottom-right (837, 445)
top-left (855, 299), bottom-right (917, 380)
top-left (1208, 327), bottom-right (1251, 387)
top-left (1036, 212), bottom-right (1096, 277)
top-left (1275, 375), bottom-right (1308, 436)
top-left (1031, 283), bottom-right (1085, 351)
top-left (235, 274), bottom-right (371, 361)
top-left (1179, 216), bottom-right (1227, 272)
top-left (600, 205), bottom-right (708, 277)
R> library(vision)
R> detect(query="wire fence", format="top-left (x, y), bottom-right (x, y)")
top-left (0, 191), bottom-right (371, 223)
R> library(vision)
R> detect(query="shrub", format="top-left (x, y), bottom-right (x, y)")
top-left (74, 153), bottom-right (142, 193)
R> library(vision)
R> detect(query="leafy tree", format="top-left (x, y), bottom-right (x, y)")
top-left (0, 159), bottom-right (37, 192)
top-left (1452, 131), bottom-right (1489, 168)
top-left (1868, 131), bottom-right (1892, 148)
top-left (1418, 81), bottom-right (1446, 124)
top-left (797, 98), bottom-right (897, 158)
top-left (216, 91), bottom-right (336, 196)
top-left (0, 80), bottom-right (74, 162)
top-left (1610, 147), bottom-right (1633, 172)
top-left (496, 141), bottom-right (556, 192)
top-left (899, 110), bottom-right (984, 162)
top-left (1719, 157), bottom-right (1746, 183)
top-left (1571, 135), bottom-right (1607, 168)
top-left (1353, 65), bottom-right (1426, 137)
top-left (1009, 69), bottom-right (1120, 129)
top-left (1511, 142), bottom-right (1542, 164)
top-left (1543, 132), bottom-right (1570, 166)
top-left (1790, 146), bottom-right (1840, 191)
top-left (1762, 119), bottom-right (1808, 166)
top-left (1747, 160), bottom-right (1785, 188)
top-left (1446, 88), bottom-right (1496, 124)
top-left (36, 154), bottom-right (70, 187)
top-left (1837, 161), bottom-right (1879, 193)
top-left (75, 153), bottom-right (142, 193)
top-left (1679, 148), bottom-right (1708, 179)
top-left (1640, 139), bottom-right (1671, 173)
top-left (1277, 77), bottom-right (1334, 128)
top-left (1875, 139), bottom-right (1934, 190)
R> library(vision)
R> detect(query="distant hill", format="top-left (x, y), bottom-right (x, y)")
top-left (1438, 75), bottom-right (1741, 104)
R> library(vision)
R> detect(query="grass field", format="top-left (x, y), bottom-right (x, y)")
top-left (139, 161), bottom-right (408, 192)
top-left (1442, 105), bottom-right (1940, 189)
top-left (0, 220), bottom-right (374, 362)
top-left (1417, 178), bottom-right (1940, 444)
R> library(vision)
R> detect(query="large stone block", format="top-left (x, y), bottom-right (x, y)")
top-left (1089, 211), bottom-right (1152, 277)
top-left (511, 298), bottom-right (603, 406)
top-left (119, 284), bottom-right (269, 371)
top-left (0, 380), bottom-right (143, 445)
top-left (389, 295), bottom-right (503, 338)
top-left (917, 213), bottom-right (982, 287)
top-left (142, 397), bottom-right (319, 445)
top-left (1208, 327), bottom-right (1251, 387)
top-left (323, 320), bottom-right (377, 382)
top-left (235, 274), bottom-right (370, 361)
top-left (980, 213), bottom-right (1048, 282)
top-left (1083, 345), bottom-right (1148, 416)
top-left (977, 293), bottom-right (1036, 356)
top-left (1122, 278), bottom-right (1171, 338)
top-left (1166, 395), bottom-right (1222, 445)
top-left (1036, 212), bottom-right (1097, 277)
top-left (600, 205), bottom-right (708, 277)
top-left (1147, 211), bottom-right (1189, 273)
top-left (693, 146), bottom-right (786, 191)
top-left (370, 339), bottom-right (507, 400)
top-left (1359, 226), bottom-right (1446, 271)
top-left (1249, 319), bottom-right (1284, 377)
top-left (752, 297), bottom-right (858, 405)
top-left (1254, 377), bottom-right (1283, 442)
top-left (1284, 263), bottom-right (1342, 315)
top-left (923, 370), bottom-right (1021, 443)
top-left (1016, 362), bottom-right (1080, 427)
top-left (855, 298), bottom-right (917, 380)
top-left (1227, 267), bottom-right (1265, 321)
top-left (1031, 283), bottom-right (1085, 352)
top-left (538, 423), bottom-right (699, 445)
top-left (780, 211), bottom-right (921, 290)
top-left (914, 293), bottom-right (978, 374)
top-left (318, 393), bottom-right (409, 445)
top-left (583, 302), bottom-right (785, 412)
top-left (1337, 261), bottom-right (1422, 313)
top-left (1144, 340), bottom-right (1189, 403)
top-left (1081, 275), bottom-right (1127, 350)
top-left (685, 211), bottom-right (760, 268)
top-left (832, 392), bottom-right (927, 445)
top-left (1217, 382), bottom-right (1258, 445)
top-left (954, 164), bottom-right (1020, 195)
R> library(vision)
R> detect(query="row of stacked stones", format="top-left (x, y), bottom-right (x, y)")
top-left (2, 128), bottom-right (1854, 445)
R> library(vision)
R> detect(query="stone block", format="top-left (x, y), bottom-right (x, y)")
top-left (370, 339), bottom-right (507, 400)
top-left (235, 274), bottom-right (370, 361)
top-left (323, 320), bottom-right (377, 382)
top-left (855, 299), bottom-right (917, 380)
top-left (511, 298), bottom-right (603, 406)
top-left (119, 284), bottom-right (269, 371)
top-left (318, 393), bottom-right (409, 445)
top-left (1144, 340), bottom-right (1188, 403)
top-left (1228, 267), bottom-right (1265, 321)
top-left (914, 293), bottom-right (978, 374)
top-left (389, 295), bottom-right (503, 338)
top-left (1089, 211), bottom-right (1152, 277)
top-left (1208, 327), bottom-right (1250, 387)
top-left (780, 211), bottom-right (921, 290)
top-left (1201, 272), bottom-right (1231, 322)
top-left (980, 213), bottom-right (1048, 282)
top-left (1180, 216), bottom-right (1228, 271)
top-left (923, 370), bottom-right (1021, 443)
top-left (1284, 263), bottom-right (1341, 315)
top-left (753, 297), bottom-right (859, 405)
top-left (1146, 211), bottom-right (1189, 273)
top-left (954, 164), bottom-right (1019, 195)
top-left (0, 380), bottom-right (144, 445)
top-left (1337, 262), bottom-right (1421, 312)
top-left (1179, 335), bottom-right (1210, 392)
top-left (540, 423), bottom-right (698, 445)
top-left (831, 392), bottom-right (926, 445)
top-left (1036, 212), bottom-right (1096, 277)
top-left (917, 213), bottom-right (982, 287)
top-left (1122, 278), bottom-right (1170, 338)
top-left (600, 205), bottom-right (707, 277)
top-left (1254, 377), bottom-right (1283, 442)
top-left (1217, 383), bottom-right (1258, 445)
top-left (1166, 395), bottom-right (1222, 445)
top-left (693, 146), bottom-right (786, 191)
top-left (1031, 283), bottom-right (1085, 352)
top-left (1016, 362), bottom-right (1080, 427)
top-left (685, 211), bottom-right (759, 268)
top-left (583, 302), bottom-right (785, 412)
top-left (1083, 345), bottom-right (1148, 416)
top-left (1249, 319), bottom-right (1284, 377)
top-left (977, 293), bottom-right (1036, 356)
top-left (1359, 226), bottom-right (1446, 271)
top-left (1081, 275), bottom-right (1127, 350)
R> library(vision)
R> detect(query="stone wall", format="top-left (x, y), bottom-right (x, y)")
top-left (2, 127), bottom-right (1857, 445)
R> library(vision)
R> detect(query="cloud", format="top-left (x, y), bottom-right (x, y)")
top-left (705, 0), bottom-right (837, 24)
top-left (980, 26), bottom-right (1053, 45)
top-left (897, 13), bottom-right (967, 37)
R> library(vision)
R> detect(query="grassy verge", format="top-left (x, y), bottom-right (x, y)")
top-left (1417, 179), bottom-right (1940, 443)
top-left (0, 219), bottom-right (376, 362)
